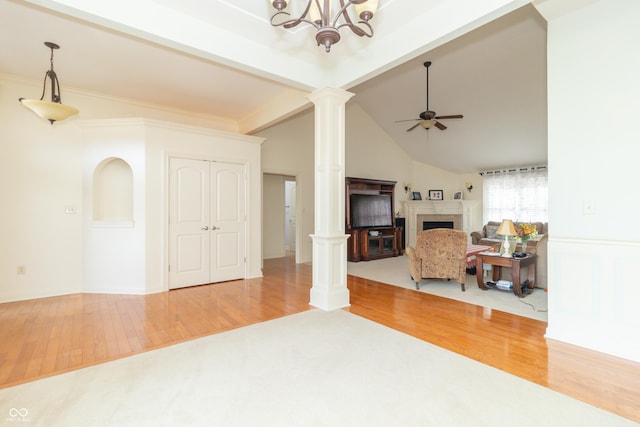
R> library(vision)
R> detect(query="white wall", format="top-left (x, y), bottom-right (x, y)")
top-left (0, 77), bottom-right (263, 302)
top-left (344, 103), bottom-right (412, 216)
top-left (145, 120), bottom-right (265, 285)
top-left (260, 109), bottom-right (315, 263)
top-left (81, 122), bottom-right (147, 295)
top-left (543, 0), bottom-right (640, 362)
top-left (0, 79), bottom-right (84, 301)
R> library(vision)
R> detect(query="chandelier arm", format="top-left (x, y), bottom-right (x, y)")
top-left (38, 72), bottom-right (48, 101)
top-left (316, 0), bottom-right (327, 26)
top-left (270, 3), bottom-right (321, 30)
top-left (331, 0), bottom-right (356, 28)
top-left (333, 0), bottom-right (374, 37)
top-left (51, 71), bottom-right (62, 103)
top-left (335, 20), bottom-right (373, 37)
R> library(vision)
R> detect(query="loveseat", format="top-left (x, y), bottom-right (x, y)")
top-left (471, 221), bottom-right (548, 289)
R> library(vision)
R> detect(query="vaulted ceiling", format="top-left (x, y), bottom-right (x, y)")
top-left (1, 0), bottom-right (553, 173)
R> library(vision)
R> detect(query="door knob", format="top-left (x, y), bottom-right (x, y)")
top-left (201, 226), bottom-right (209, 231)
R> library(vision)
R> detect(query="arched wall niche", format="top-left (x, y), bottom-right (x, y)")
top-left (93, 157), bottom-right (133, 222)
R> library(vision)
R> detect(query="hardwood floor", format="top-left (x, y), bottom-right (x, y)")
top-left (1, 256), bottom-right (638, 423)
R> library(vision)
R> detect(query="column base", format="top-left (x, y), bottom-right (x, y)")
top-left (309, 234), bottom-right (350, 311)
top-left (309, 287), bottom-right (350, 311)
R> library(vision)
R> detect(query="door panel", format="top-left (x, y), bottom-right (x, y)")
top-left (169, 158), bottom-right (210, 289)
top-left (169, 158), bottom-right (246, 289)
top-left (210, 162), bottom-right (245, 282)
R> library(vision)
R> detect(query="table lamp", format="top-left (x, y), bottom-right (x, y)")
top-left (497, 219), bottom-right (518, 258)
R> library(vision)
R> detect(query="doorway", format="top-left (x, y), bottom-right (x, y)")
top-left (169, 157), bottom-right (246, 289)
top-left (263, 173), bottom-right (297, 260)
top-left (284, 178), bottom-right (297, 255)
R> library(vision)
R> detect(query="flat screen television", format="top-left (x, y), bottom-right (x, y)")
top-left (350, 193), bottom-right (393, 228)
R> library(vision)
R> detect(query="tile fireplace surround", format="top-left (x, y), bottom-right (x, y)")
top-left (403, 200), bottom-right (480, 248)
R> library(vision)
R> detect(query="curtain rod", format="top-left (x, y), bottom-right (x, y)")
top-left (479, 165), bottom-right (547, 176)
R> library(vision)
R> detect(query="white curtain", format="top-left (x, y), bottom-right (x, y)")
top-left (482, 166), bottom-right (548, 223)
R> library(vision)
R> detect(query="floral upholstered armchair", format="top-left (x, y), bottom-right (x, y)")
top-left (406, 228), bottom-right (468, 291)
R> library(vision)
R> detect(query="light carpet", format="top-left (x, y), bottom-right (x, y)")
top-left (1, 310), bottom-right (633, 427)
top-left (348, 255), bottom-right (548, 322)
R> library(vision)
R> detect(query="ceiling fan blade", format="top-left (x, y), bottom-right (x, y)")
top-left (434, 114), bottom-right (463, 120)
top-left (400, 62), bottom-right (464, 134)
top-left (395, 118), bottom-right (421, 123)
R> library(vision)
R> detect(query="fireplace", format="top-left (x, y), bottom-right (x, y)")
top-left (417, 214), bottom-right (462, 231)
top-left (423, 221), bottom-right (454, 230)
top-left (403, 200), bottom-right (480, 248)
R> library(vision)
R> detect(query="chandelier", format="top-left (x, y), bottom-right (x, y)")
top-left (270, 0), bottom-right (379, 53)
top-left (19, 42), bottom-right (79, 124)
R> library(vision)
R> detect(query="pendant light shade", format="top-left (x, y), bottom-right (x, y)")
top-left (18, 42), bottom-right (78, 124)
top-left (18, 99), bottom-right (79, 123)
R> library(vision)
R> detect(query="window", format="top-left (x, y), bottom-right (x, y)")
top-left (482, 166), bottom-right (548, 223)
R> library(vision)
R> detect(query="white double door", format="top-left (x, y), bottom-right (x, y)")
top-left (169, 157), bottom-right (246, 289)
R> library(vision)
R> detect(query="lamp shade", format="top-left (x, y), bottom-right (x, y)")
top-left (420, 119), bottom-right (436, 129)
top-left (496, 219), bottom-right (517, 236)
top-left (19, 98), bottom-right (79, 124)
top-left (355, 0), bottom-right (378, 19)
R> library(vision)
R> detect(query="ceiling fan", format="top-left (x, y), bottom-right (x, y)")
top-left (396, 61), bottom-right (463, 132)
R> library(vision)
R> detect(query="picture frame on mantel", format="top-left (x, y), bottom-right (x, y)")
top-left (412, 191), bottom-right (422, 200)
top-left (453, 191), bottom-right (463, 200)
top-left (428, 190), bottom-right (443, 200)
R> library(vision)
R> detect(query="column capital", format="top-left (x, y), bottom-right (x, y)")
top-left (307, 87), bottom-right (354, 105)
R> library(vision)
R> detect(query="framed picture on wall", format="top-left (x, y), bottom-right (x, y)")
top-left (412, 191), bottom-right (422, 200)
top-left (428, 189), bottom-right (443, 200)
top-left (453, 191), bottom-right (463, 200)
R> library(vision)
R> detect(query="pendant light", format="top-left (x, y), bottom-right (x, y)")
top-left (19, 42), bottom-right (79, 124)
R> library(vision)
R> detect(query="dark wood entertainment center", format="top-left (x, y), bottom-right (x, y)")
top-left (346, 177), bottom-right (402, 262)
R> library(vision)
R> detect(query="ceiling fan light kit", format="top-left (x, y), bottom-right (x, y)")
top-left (270, 0), bottom-right (378, 53)
top-left (18, 41), bottom-right (78, 124)
top-left (420, 120), bottom-right (436, 129)
top-left (396, 61), bottom-right (463, 132)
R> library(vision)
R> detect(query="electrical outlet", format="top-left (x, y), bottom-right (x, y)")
top-left (17, 265), bottom-right (26, 275)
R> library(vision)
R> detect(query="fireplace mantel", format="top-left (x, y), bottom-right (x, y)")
top-left (402, 200), bottom-right (480, 248)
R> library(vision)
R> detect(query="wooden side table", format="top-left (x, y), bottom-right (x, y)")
top-left (475, 253), bottom-right (536, 297)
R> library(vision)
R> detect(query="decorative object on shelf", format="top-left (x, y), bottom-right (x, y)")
top-left (497, 219), bottom-right (518, 258)
top-left (412, 191), bottom-right (422, 200)
top-left (465, 182), bottom-right (473, 192)
top-left (18, 41), bottom-right (79, 124)
top-left (516, 222), bottom-right (538, 253)
top-left (269, 0), bottom-right (378, 53)
top-left (453, 191), bottom-right (463, 200)
top-left (428, 189), bottom-right (443, 200)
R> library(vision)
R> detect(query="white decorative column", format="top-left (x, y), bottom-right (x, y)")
top-left (307, 87), bottom-right (354, 311)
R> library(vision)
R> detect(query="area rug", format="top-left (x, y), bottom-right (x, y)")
top-left (1, 310), bottom-right (632, 426)
top-left (348, 255), bottom-right (548, 322)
